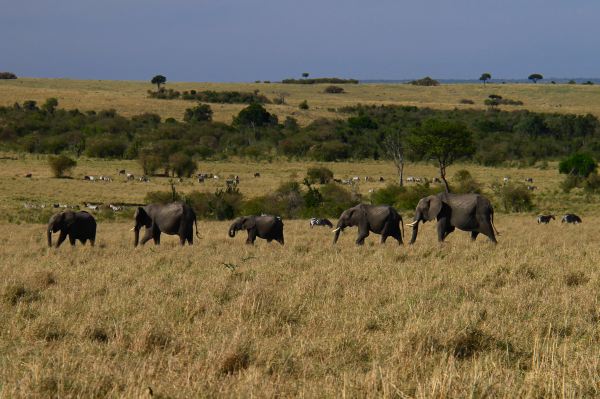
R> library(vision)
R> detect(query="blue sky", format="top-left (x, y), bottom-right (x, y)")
top-left (1, 0), bottom-right (598, 82)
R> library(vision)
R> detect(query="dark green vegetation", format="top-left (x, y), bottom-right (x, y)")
top-left (48, 154), bottom-right (76, 178)
top-left (148, 89), bottom-right (271, 104)
top-left (281, 78), bottom-right (359, 84)
top-left (0, 72), bottom-right (17, 79)
top-left (409, 77), bottom-right (440, 86)
top-left (2, 99), bottom-right (600, 168)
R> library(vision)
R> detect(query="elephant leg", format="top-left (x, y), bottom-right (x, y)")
top-left (56, 231), bottom-right (68, 248)
top-left (436, 221), bottom-right (446, 242)
top-left (81, 238), bottom-right (87, 245)
top-left (470, 231), bottom-right (479, 241)
top-left (277, 235), bottom-right (284, 245)
top-left (479, 224), bottom-right (497, 244)
top-left (68, 234), bottom-right (76, 246)
top-left (380, 234), bottom-right (388, 244)
top-left (267, 239), bottom-right (272, 243)
top-left (140, 228), bottom-right (153, 246)
top-left (356, 229), bottom-right (369, 245)
top-left (90, 239), bottom-right (95, 247)
top-left (391, 230), bottom-right (402, 245)
top-left (246, 230), bottom-right (256, 245)
top-left (154, 231), bottom-right (161, 245)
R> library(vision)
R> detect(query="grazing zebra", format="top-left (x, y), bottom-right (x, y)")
top-left (562, 214), bottom-right (582, 224)
top-left (310, 218), bottom-right (333, 228)
top-left (537, 215), bottom-right (555, 224)
top-left (126, 173), bottom-right (135, 180)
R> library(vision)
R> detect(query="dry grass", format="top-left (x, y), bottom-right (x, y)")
top-left (2, 78), bottom-right (600, 125)
top-left (1, 217), bottom-right (599, 397)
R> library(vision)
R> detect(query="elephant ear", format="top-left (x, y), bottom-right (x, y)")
top-left (63, 212), bottom-right (76, 227)
top-left (242, 217), bottom-right (256, 230)
top-left (427, 196), bottom-right (443, 221)
top-left (350, 206), bottom-right (368, 229)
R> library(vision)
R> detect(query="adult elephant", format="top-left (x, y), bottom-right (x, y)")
top-left (47, 211), bottom-right (96, 248)
top-left (332, 204), bottom-right (403, 245)
top-left (228, 215), bottom-right (284, 245)
top-left (407, 193), bottom-right (499, 244)
top-left (132, 202), bottom-right (198, 246)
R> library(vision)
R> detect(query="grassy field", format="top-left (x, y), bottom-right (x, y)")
top-left (2, 78), bottom-right (600, 125)
top-left (2, 77), bottom-right (600, 396)
top-left (1, 217), bottom-right (599, 397)
top-left (3, 154), bottom-right (597, 224)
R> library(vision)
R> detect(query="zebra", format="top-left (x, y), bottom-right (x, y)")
top-left (537, 215), bottom-right (555, 224)
top-left (310, 218), bottom-right (333, 228)
top-left (562, 214), bottom-right (582, 224)
top-left (126, 173), bottom-right (135, 180)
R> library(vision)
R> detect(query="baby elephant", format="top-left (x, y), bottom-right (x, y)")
top-left (562, 214), bottom-right (582, 224)
top-left (537, 214), bottom-right (555, 224)
top-left (47, 211), bottom-right (96, 248)
top-left (228, 215), bottom-right (284, 245)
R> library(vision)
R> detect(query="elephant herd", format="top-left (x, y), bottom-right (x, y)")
top-left (47, 192), bottom-right (505, 249)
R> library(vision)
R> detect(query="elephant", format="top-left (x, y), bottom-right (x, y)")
top-left (228, 215), bottom-right (284, 245)
top-left (132, 202), bottom-right (199, 246)
top-left (47, 211), bottom-right (96, 248)
top-left (332, 204), bottom-right (404, 245)
top-left (407, 193), bottom-right (499, 244)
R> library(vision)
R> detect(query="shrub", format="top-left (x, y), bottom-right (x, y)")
top-left (186, 187), bottom-right (243, 220)
top-left (147, 88), bottom-right (180, 99)
top-left (371, 184), bottom-right (405, 206)
top-left (560, 174), bottom-right (580, 193)
top-left (232, 103), bottom-right (278, 127)
top-left (48, 154), bottom-right (76, 177)
top-left (559, 153), bottom-right (597, 177)
top-left (181, 90), bottom-right (270, 104)
top-left (583, 172), bottom-right (600, 193)
top-left (145, 190), bottom-right (182, 204)
top-left (0, 72), bottom-right (17, 79)
top-left (168, 152), bottom-right (197, 177)
top-left (492, 183), bottom-right (534, 212)
top-left (138, 151), bottom-right (164, 175)
top-left (452, 169), bottom-right (482, 194)
top-left (298, 100), bottom-right (309, 110)
top-left (324, 86), bottom-right (345, 94)
top-left (371, 184), bottom-right (441, 211)
top-left (85, 137), bottom-right (128, 158)
top-left (184, 103), bottom-right (213, 122)
top-left (459, 99), bottom-right (474, 104)
top-left (281, 78), bottom-right (358, 84)
top-left (306, 167), bottom-right (334, 184)
top-left (409, 77), bottom-right (440, 86)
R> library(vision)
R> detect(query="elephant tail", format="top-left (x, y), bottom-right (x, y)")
top-left (491, 211), bottom-right (500, 236)
top-left (194, 216), bottom-right (200, 238)
top-left (400, 216), bottom-right (404, 240)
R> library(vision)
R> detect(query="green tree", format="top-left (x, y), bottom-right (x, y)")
top-left (528, 73), bottom-right (543, 83)
top-left (408, 119), bottom-right (475, 192)
top-left (48, 154), bottom-right (76, 178)
top-left (306, 166), bottom-right (334, 184)
top-left (184, 103), bottom-right (213, 122)
top-left (559, 153), bottom-right (597, 177)
top-left (232, 103), bottom-right (277, 127)
top-left (42, 98), bottom-right (59, 114)
top-left (302, 72), bottom-right (309, 79)
top-left (479, 73), bottom-right (492, 85)
top-left (168, 152), bottom-right (197, 177)
top-left (151, 75), bottom-right (167, 90)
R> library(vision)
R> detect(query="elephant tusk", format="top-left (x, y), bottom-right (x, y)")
top-left (407, 221), bottom-right (417, 227)
top-left (332, 227), bottom-right (341, 233)
top-left (130, 227), bottom-right (136, 231)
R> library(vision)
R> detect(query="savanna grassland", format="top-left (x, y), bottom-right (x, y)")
top-left (2, 77), bottom-right (600, 397)
top-left (1, 155), bottom-right (600, 397)
top-left (1, 215), bottom-right (600, 397)
top-left (2, 78), bottom-right (600, 125)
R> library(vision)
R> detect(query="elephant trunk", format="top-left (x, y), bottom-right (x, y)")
top-left (133, 226), bottom-right (140, 247)
top-left (47, 227), bottom-right (52, 247)
top-left (408, 211), bottom-right (422, 245)
top-left (228, 223), bottom-right (237, 238)
top-left (409, 221), bottom-right (420, 244)
top-left (332, 222), bottom-right (344, 244)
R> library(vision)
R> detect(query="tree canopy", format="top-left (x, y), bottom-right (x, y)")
top-left (559, 153), bottom-right (597, 177)
top-left (408, 119), bottom-right (475, 192)
top-left (479, 73), bottom-right (492, 84)
top-left (151, 75), bottom-right (167, 90)
top-left (528, 74), bottom-right (543, 83)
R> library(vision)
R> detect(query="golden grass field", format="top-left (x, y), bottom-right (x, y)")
top-left (2, 78), bottom-right (600, 397)
top-left (2, 78), bottom-right (600, 125)
top-left (1, 217), bottom-right (599, 397)
top-left (1, 155), bottom-right (600, 397)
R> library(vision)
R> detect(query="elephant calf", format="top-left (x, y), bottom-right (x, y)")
top-left (47, 211), bottom-right (96, 248)
top-left (228, 215), bottom-right (284, 245)
top-left (333, 204), bottom-right (404, 245)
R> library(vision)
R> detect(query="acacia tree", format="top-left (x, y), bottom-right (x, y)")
top-left (302, 72), bottom-right (309, 79)
top-left (479, 73), bottom-right (492, 85)
top-left (528, 73), bottom-right (543, 84)
top-left (383, 130), bottom-right (406, 186)
top-left (408, 119), bottom-right (475, 192)
top-left (151, 75), bottom-right (167, 90)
